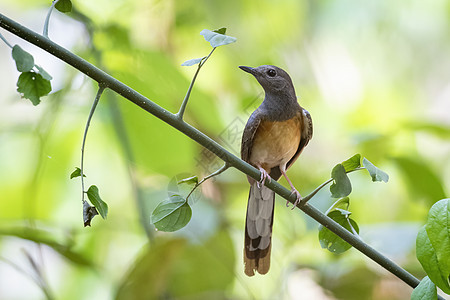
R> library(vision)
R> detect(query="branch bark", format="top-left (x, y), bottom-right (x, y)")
top-left (0, 13), bottom-right (430, 295)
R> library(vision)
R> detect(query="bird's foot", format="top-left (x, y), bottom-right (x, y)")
top-left (286, 189), bottom-right (302, 209)
top-left (256, 168), bottom-right (271, 188)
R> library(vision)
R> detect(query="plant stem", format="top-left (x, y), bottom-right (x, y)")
top-left (176, 47), bottom-right (216, 119)
top-left (300, 167), bottom-right (366, 204)
top-left (80, 84), bottom-right (105, 202)
top-left (43, 0), bottom-right (59, 38)
top-left (185, 163), bottom-right (229, 201)
top-left (0, 32), bottom-right (13, 48)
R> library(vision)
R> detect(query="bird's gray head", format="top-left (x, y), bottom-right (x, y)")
top-left (239, 65), bottom-right (296, 98)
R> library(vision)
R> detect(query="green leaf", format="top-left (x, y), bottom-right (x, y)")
top-left (177, 176), bottom-right (198, 185)
top-left (425, 199), bottom-right (450, 281)
top-left (16, 71), bottom-right (52, 105)
top-left (416, 226), bottom-right (450, 294)
top-left (55, 0), bottom-right (72, 13)
top-left (362, 157), bottom-right (389, 183)
top-left (330, 164), bottom-right (352, 198)
top-left (12, 45), bottom-right (34, 72)
top-left (411, 276), bottom-right (438, 300)
top-left (213, 27), bottom-right (227, 34)
top-left (342, 154), bottom-right (361, 172)
top-left (70, 167), bottom-right (86, 179)
top-left (181, 57), bottom-right (205, 67)
top-left (200, 29), bottom-right (237, 48)
top-left (35, 65), bottom-right (53, 80)
top-left (86, 185), bottom-right (108, 219)
top-left (151, 195), bottom-right (192, 232)
top-left (326, 197), bottom-right (350, 214)
top-left (319, 210), bottom-right (359, 254)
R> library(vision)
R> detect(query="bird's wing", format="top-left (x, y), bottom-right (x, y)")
top-left (241, 110), bottom-right (262, 163)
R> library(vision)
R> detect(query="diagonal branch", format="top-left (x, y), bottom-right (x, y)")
top-left (0, 13), bottom-right (431, 295)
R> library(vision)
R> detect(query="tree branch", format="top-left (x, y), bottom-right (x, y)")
top-left (0, 13), bottom-right (428, 294)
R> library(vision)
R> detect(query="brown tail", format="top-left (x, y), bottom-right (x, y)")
top-left (244, 183), bottom-right (275, 276)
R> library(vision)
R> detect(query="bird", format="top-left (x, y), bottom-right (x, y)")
top-left (239, 65), bottom-right (313, 276)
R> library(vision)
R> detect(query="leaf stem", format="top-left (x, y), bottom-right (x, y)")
top-left (176, 47), bottom-right (216, 120)
top-left (185, 162), bottom-right (229, 201)
top-left (43, 0), bottom-right (59, 38)
top-left (0, 32), bottom-right (13, 48)
top-left (300, 167), bottom-right (366, 205)
top-left (80, 84), bottom-right (105, 203)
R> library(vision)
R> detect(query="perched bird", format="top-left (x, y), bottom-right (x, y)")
top-left (240, 65), bottom-right (313, 276)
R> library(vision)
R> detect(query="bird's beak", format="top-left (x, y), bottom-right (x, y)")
top-left (239, 66), bottom-right (256, 75)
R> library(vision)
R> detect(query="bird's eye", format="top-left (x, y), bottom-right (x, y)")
top-left (267, 69), bottom-right (276, 77)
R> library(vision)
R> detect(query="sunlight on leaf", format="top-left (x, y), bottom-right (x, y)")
top-left (177, 176), bottom-right (198, 185)
top-left (200, 29), bottom-right (237, 48)
top-left (86, 185), bottom-right (108, 220)
top-left (342, 154), bottom-right (361, 172)
top-left (151, 195), bottom-right (192, 232)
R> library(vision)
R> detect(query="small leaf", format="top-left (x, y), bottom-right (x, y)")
top-left (177, 176), bottom-right (198, 185)
top-left (200, 29), bottom-right (237, 48)
top-left (70, 167), bottom-right (86, 179)
top-left (416, 226), bottom-right (450, 294)
top-left (35, 65), bottom-right (53, 81)
top-left (151, 195), bottom-right (192, 232)
top-left (326, 197), bottom-right (350, 214)
top-left (342, 154), bottom-right (361, 172)
top-left (83, 200), bottom-right (98, 227)
top-left (330, 164), bottom-right (352, 198)
top-left (12, 45), bottom-right (34, 72)
top-left (86, 185), bottom-right (108, 219)
top-left (16, 71), bottom-right (52, 105)
top-left (319, 210), bottom-right (359, 254)
top-left (411, 276), bottom-right (438, 300)
top-left (55, 0), bottom-right (72, 13)
top-left (181, 57), bottom-right (205, 67)
top-left (213, 27), bottom-right (227, 34)
top-left (362, 157), bottom-right (389, 183)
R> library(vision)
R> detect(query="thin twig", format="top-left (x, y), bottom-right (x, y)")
top-left (300, 167), bottom-right (366, 205)
top-left (185, 163), bottom-right (229, 201)
top-left (43, 0), bottom-right (59, 38)
top-left (176, 47), bottom-right (216, 120)
top-left (0, 32), bottom-right (13, 48)
top-left (80, 84), bottom-right (105, 203)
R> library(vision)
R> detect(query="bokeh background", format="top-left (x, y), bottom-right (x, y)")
top-left (0, 0), bottom-right (449, 299)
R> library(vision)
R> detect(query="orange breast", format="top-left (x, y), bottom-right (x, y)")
top-left (249, 116), bottom-right (301, 170)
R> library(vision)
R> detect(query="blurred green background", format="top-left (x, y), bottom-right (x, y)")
top-left (0, 0), bottom-right (449, 299)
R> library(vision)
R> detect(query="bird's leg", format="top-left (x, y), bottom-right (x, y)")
top-left (280, 166), bottom-right (302, 209)
top-left (256, 165), bottom-right (271, 188)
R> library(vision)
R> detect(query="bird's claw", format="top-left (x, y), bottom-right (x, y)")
top-left (256, 168), bottom-right (271, 188)
top-left (286, 189), bottom-right (302, 209)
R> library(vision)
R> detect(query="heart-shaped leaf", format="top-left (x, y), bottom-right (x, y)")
top-left (330, 164), bottom-right (352, 198)
top-left (16, 71), bottom-right (51, 106)
top-left (151, 195), bottom-right (192, 232)
top-left (318, 210), bottom-right (359, 254)
top-left (70, 167), bottom-right (86, 179)
top-left (342, 154), bottom-right (361, 172)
